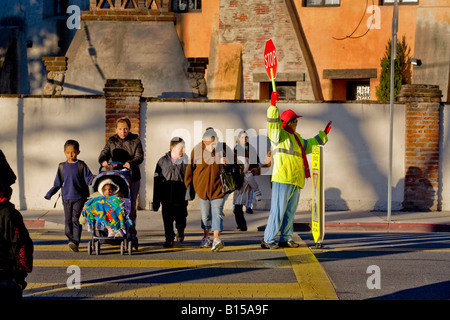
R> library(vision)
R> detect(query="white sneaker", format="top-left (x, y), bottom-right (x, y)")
top-left (200, 236), bottom-right (212, 248)
top-left (211, 238), bottom-right (224, 252)
top-left (255, 190), bottom-right (263, 201)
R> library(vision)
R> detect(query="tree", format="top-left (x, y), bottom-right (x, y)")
top-left (376, 36), bottom-right (412, 101)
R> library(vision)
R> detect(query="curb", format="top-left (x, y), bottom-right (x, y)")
top-left (24, 220), bottom-right (65, 230)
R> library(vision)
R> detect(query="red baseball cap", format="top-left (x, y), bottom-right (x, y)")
top-left (280, 109), bottom-right (302, 124)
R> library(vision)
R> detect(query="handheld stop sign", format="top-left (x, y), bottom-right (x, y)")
top-left (264, 39), bottom-right (277, 92)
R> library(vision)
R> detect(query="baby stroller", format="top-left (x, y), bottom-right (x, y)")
top-left (81, 165), bottom-right (135, 255)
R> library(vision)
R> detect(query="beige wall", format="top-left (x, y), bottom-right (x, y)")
top-left (1, 96), bottom-right (105, 209)
top-left (6, 96), bottom-right (445, 212)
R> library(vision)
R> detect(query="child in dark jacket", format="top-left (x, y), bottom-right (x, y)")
top-left (45, 140), bottom-right (95, 252)
top-left (152, 137), bottom-right (188, 248)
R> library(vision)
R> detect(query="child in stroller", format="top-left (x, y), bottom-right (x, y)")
top-left (80, 170), bottom-right (134, 255)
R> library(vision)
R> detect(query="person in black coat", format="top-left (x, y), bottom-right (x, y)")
top-left (152, 137), bottom-right (188, 248)
top-left (0, 150), bottom-right (33, 300)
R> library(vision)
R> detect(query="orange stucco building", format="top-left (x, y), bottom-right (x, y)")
top-left (174, 0), bottom-right (449, 102)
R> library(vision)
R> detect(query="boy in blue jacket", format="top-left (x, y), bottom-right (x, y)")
top-left (45, 140), bottom-right (95, 252)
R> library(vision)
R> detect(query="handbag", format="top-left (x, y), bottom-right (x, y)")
top-left (219, 164), bottom-right (244, 195)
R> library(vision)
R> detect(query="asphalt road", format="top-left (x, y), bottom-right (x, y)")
top-left (22, 229), bottom-right (450, 309)
top-left (299, 232), bottom-right (450, 300)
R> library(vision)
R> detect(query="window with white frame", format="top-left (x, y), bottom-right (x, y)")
top-left (172, 0), bottom-right (202, 12)
top-left (305, 0), bottom-right (340, 7)
top-left (381, 0), bottom-right (419, 5)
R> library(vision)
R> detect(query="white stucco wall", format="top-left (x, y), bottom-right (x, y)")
top-left (1, 97), bottom-right (413, 212)
top-left (1, 96), bottom-right (105, 209)
top-left (142, 100), bottom-right (406, 211)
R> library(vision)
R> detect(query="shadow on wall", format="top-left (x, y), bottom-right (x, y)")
top-left (325, 188), bottom-right (349, 211)
top-left (403, 166), bottom-right (435, 212)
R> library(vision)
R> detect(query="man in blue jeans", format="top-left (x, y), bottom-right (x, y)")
top-left (185, 128), bottom-right (234, 252)
top-left (262, 92), bottom-right (332, 249)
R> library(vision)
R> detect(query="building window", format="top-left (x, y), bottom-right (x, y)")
top-left (381, 0), bottom-right (419, 5)
top-left (259, 82), bottom-right (297, 101)
top-left (173, 0), bottom-right (202, 12)
top-left (304, 0), bottom-right (340, 7)
top-left (347, 81), bottom-right (370, 101)
top-left (275, 82), bottom-right (297, 101)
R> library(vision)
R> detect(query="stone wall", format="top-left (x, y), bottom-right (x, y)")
top-left (217, 0), bottom-right (314, 100)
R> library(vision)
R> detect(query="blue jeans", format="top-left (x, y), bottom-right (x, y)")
top-left (264, 182), bottom-right (300, 243)
top-left (199, 197), bottom-right (226, 232)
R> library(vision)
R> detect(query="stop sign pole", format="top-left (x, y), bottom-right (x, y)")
top-left (264, 39), bottom-right (278, 92)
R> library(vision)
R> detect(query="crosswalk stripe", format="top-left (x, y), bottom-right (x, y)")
top-left (34, 258), bottom-right (291, 269)
top-left (24, 282), bottom-right (303, 299)
top-left (27, 231), bottom-right (338, 300)
top-left (284, 237), bottom-right (339, 300)
top-left (33, 244), bottom-right (265, 253)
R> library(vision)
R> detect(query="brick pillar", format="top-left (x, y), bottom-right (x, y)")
top-left (42, 56), bottom-right (67, 95)
top-left (187, 57), bottom-right (208, 97)
top-left (103, 79), bottom-right (143, 142)
top-left (398, 84), bottom-right (442, 211)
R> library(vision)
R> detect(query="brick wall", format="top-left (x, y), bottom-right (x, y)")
top-left (82, 0), bottom-right (175, 21)
top-left (42, 56), bottom-right (68, 95)
top-left (42, 56), bottom-right (68, 72)
top-left (399, 84), bottom-right (442, 211)
top-left (187, 58), bottom-right (208, 97)
top-left (218, 0), bottom-right (313, 100)
top-left (103, 79), bottom-right (143, 141)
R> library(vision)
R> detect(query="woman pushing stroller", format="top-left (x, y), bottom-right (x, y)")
top-left (98, 117), bottom-right (143, 249)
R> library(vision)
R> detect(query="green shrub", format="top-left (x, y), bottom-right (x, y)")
top-left (376, 36), bottom-right (412, 101)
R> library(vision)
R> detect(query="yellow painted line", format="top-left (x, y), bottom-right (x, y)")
top-left (30, 233), bottom-right (255, 241)
top-left (24, 282), bottom-right (302, 299)
top-left (285, 234), bottom-right (338, 300)
top-left (34, 258), bottom-right (291, 269)
top-left (315, 247), bottom-right (450, 253)
top-left (33, 244), bottom-right (264, 252)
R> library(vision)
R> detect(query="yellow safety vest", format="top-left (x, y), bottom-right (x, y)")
top-left (267, 104), bottom-right (328, 189)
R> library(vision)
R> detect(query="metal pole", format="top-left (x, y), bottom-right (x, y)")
top-left (388, 0), bottom-right (399, 223)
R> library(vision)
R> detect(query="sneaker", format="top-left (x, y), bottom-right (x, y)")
top-left (260, 240), bottom-right (279, 249)
top-left (211, 238), bottom-right (224, 252)
top-left (245, 208), bottom-right (253, 214)
top-left (68, 242), bottom-right (79, 252)
top-left (278, 240), bottom-right (300, 248)
top-left (200, 236), bottom-right (212, 248)
top-left (255, 190), bottom-right (263, 202)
